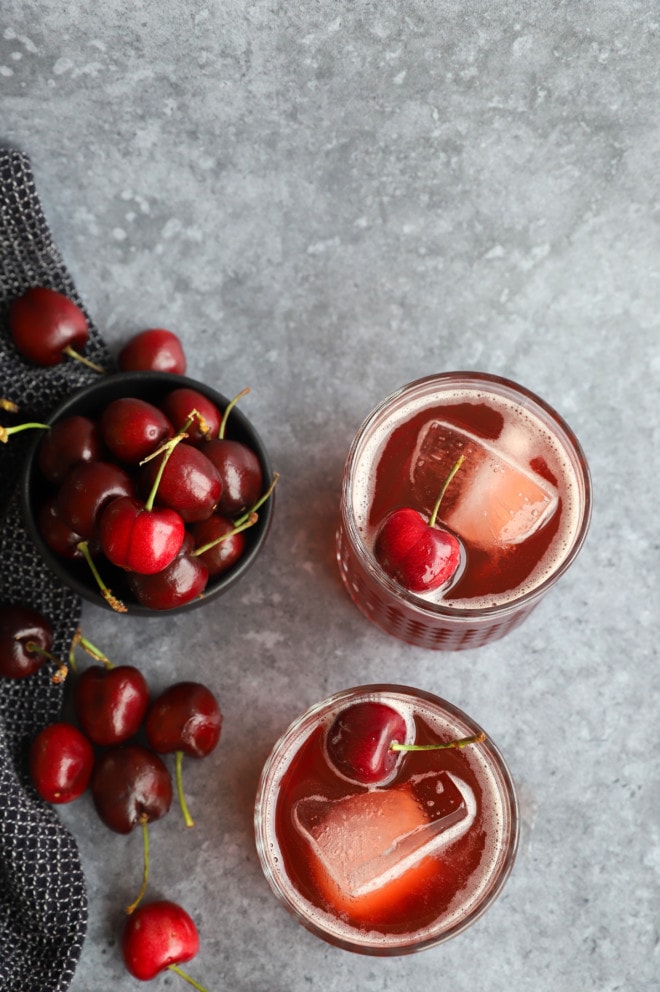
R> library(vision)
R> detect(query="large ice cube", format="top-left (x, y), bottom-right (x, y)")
top-left (410, 420), bottom-right (558, 547)
top-left (293, 772), bottom-right (475, 904)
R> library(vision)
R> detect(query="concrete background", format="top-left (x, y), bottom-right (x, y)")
top-left (2, 2), bottom-right (658, 990)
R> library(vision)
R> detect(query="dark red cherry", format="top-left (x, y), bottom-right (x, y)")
top-left (38, 496), bottom-right (87, 560)
top-left (138, 443), bottom-right (222, 523)
top-left (9, 286), bottom-right (103, 371)
top-left (160, 388), bottom-right (221, 444)
top-left (127, 550), bottom-right (209, 610)
top-left (145, 682), bottom-right (222, 758)
top-left (56, 460), bottom-right (134, 539)
top-left (374, 456), bottom-right (464, 593)
top-left (90, 744), bottom-right (172, 834)
top-left (122, 900), bottom-right (202, 985)
top-left (326, 701), bottom-right (408, 784)
top-left (37, 415), bottom-right (104, 484)
top-left (0, 604), bottom-right (53, 679)
top-left (29, 722), bottom-right (94, 803)
top-left (374, 507), bottom-right (461, 592)
top-left (118, 329), bottom-right (187, 375)
top-left (189, 514), bottom-right (246, 578)
top-left (100, 397), bottom-right (173, 464)
top-left (98, 496), bottom-right (185, 574)
top-left (74, 664), bottom-right (150, 746)
top-left (204, 438), bottom-right (263, 516)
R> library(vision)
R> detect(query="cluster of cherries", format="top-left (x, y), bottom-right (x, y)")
top-left (3, 285), bottom-right (276, 612)
top-left (0, 600), bottom-right (216, 988)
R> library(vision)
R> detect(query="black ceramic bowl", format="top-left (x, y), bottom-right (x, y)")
top-left (21, 371), bottom-right (275, 615)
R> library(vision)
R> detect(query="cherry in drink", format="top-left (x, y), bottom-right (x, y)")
top-left (254, 685), bottom-right (518, 954)
top-left (336, 372), bottom-right (592, 649)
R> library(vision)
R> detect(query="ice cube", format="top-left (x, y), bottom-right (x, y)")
top-left (410, 420), bottom-right (558, 548)
top-left (293, 772), bottom-right (475, 905)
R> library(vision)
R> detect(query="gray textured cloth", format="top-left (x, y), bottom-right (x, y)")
top-left (0, 148), bottom-right (112, 992)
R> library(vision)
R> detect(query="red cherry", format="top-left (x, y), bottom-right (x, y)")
top-left (127, 550), bottom-right (209, 610)
top-left (37, 496), bottom-right (86, 559)
top-left (37, 415), bottom-right (105, 484)
top-left (74, 664), bottom-right (150, 745)
top-left (326, 701), bottom-right (408, 785)
top-left (122, 900), bottom-right (202, 984)
top-left (189, 514), bottom-right (246, 578)
top-left (98, 496), bottom-right (185, 574)
top-left (146, 682), bottom-right (222, 758)
top-left (100, 397), bottom-right (173, 465)
top-left (9, 286), bottom-right (103, 371)
top-left (160, 388), bottom-right (221, 444)
top-left (118, 329), bottom-right (187, 375)
top-left (56, 460), bottom-right (134, 539)
top-left (0, 604), bottom-right (53, 679)
top-left (204, 438), bottom-right (263, 516)
top-left (374, 507), bottom-right (461, 592)
top-left (374, 455), bottom-right (465, 593)
top-left (90, 744), bottom-right (172, 834)
top-left (138, 442), bottom-right (222, 523)
top-left (29, 722), bottom-right (94, 803)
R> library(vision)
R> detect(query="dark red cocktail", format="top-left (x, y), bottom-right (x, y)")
top-left (254, 685), bottom-right (519, 954)
top-left (336, 372), bottom-right (592, 649)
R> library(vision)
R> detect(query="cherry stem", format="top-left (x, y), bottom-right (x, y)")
top-left (62, 345), bottom-right (106, 374)
top-left (175, 750), bottom-right (195, 828)
top-left (24, 641), bottom-right (68, 683)
top-left (167, 964), bottom-right (209, 992)
top-left (77, 632), bottom-right (114, 668)
top-left (182, 409), bottom-right (211, 439)
top-left (0, 421), bottom-right (51, 443)
top-left (428, 454), bottom-right (465, 529)
top-left (77, 541), bottom-right (128, 613)
top-left (234, 472), bottom-right (280, 527)
top-left (218, 387), bottom-right (250, 440)
top-left (390, 730), bottom-right (486, 752)
top-left (125, 816), bottom-right (150, 915)
top-left (0, 399), bottom-right (19, 413)
top-left (193, 512), bottom-right (258, 557)
top-left (140, 432), bottom-right (186, 512)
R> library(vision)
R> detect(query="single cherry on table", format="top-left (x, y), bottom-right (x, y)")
top-left (74, 663), bottom-right (150, 746)
top-left (121, 899), bottom-right (207, 990)
top-left (29, 722), bottom-right (95, 804)
top-left (0, 604), bottom-right (56, 679)
top-left (118, 328), bottom-right (187, 375)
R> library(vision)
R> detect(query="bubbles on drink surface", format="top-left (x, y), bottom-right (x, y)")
top-left (410, 419), bottom-right (558, 548)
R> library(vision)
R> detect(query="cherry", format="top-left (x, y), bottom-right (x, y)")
top-left (121, 900), bottom-right (206, 989)
top-left (56, 460), bottom-right (134, 539)
top-left (145, 681), bottom-right (222, 827)
top-left (138, 442), bottom-right (222, 523)
top-left (37, 414), bottom-right (105, 484)
top-left (326, 701), bottom-right (409, 785)
top-left (90, 744), bottom-right (172, 834)
top-left (9, 286), bottom-right (104, 371)
top-left (0, 604), bottom-right (53, 679)
top-left (201, 389), bottom-right (263, 515)
top-left (127, 548), bottom-right (209, 610)
top-left (118, 328), bottom-right (187, 375)
top-left (29, 722), bottom-right (94, 804)
top-left (99, 497), bottom-right (185, 574)
top-left (74, 664), bottom-right (150, 746)
top-left (160, 387), bottom-right (221, 445)
top-left (189, 514), bottom-right (246, 578)
top-left (100, 397), bottom-right (173, 465)
top-left (374, 455), bottom-right (464, 593)
top-left (38, 496), bottom-right (87, 559)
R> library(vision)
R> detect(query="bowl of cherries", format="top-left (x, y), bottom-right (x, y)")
top-left (20, 370), bottom-right (276, 615)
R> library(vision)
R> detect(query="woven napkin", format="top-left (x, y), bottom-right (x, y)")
top-left (0, 148), bottom-right (113, 992)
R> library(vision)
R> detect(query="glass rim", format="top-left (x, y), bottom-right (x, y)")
top-left (341, 370), bottom-right (593, 621)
